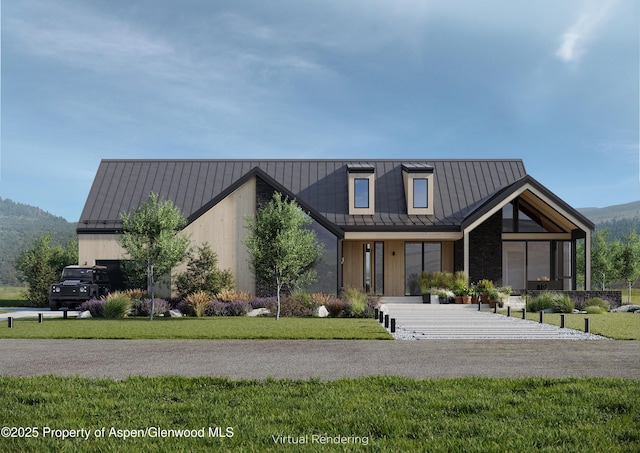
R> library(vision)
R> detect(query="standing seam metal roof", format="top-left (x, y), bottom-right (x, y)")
top-left (78, 159), bottom-right (529, 232)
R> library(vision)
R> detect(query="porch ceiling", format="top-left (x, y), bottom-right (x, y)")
top-left (519, 189), bottom-right (579, 233)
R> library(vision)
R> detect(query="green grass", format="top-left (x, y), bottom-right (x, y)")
top-left (0, 285), bottom-right (29, 307)
top-left (497, 311), bottom-right (640, 340)
top-left (0, 317), bottom-right (392, 340)
top-left (0, 376), bottom-right (637, 452)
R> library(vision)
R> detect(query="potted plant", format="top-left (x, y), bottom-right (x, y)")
top-left (477, 279), bottom-right (494, 305)
top-left (488, 288), bottom-right (501, 308)
top-left (461, 286), bottom-right (473, 304)
top-left (436, 290), bottom-right (449, 304)
top-left (496, 286), bottom-right (512, 308)
top-left (419, 272), bottom-right (434, 304)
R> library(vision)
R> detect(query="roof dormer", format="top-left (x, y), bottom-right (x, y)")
top-left (402, 163), bottom-right (434, 215)
top-left (347, 163), bottom-right (375, 215)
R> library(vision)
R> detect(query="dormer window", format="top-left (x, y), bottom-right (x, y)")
top-left (354, 178), bottom-right (370, 208)
top-left (403, 163), bottom-right (434, 215)
top-left (347, 164), bottom-right (375, 215)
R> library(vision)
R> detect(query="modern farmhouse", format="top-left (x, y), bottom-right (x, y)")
top-left (77, 159), bottom-right (594, 297)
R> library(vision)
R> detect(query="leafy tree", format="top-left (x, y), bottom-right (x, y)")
top-left (14, 235), bottom-right (78, 306)
top-left (174, 243), bottom-right (234, 298)
top-left (244, 192), bottom-right (323, 320)
top-left (119, 193), bottom-right (190, 320)
top-left (615, 230), bottom-right (640, 304)
top-left (591, 230), bottom-right (620, 290)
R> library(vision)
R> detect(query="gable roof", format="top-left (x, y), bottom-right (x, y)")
top-left (78, 158), bottom-right (551, 234)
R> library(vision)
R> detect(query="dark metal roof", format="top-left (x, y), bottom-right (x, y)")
top-left (78, 159), bottom-right (534, 233)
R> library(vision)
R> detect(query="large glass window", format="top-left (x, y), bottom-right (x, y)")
top-left (502, 240), bottom-right (572, 292)
top-left (354, 179), bottom-right (369, 208)
top-left (374, 242), bottom-right (384, 294)
top-left (502, 242), bottom-right (526, 290)
top-left (405, 242), bottom-right (441, 295)
top-left (528, 242), bottom-right (550, 282)
top-left (413, 178), bottom-right (428, 208)
top-left (304, 220), bottom-right (338, 294)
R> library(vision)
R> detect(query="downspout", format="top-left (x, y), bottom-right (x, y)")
top-left (337, 238), bottom-right (343, 296)
top-left (585, 229), bottom-right (592, 290)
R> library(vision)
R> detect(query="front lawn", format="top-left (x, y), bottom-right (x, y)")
top-left (0, 317), bottom-right (392, 340)
top-left (496, 310), bottom-right (640, 340)
top-left (0, 376), bottom-right (637, 452)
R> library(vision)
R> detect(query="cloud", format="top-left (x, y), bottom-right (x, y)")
top-left (556, 0), bottom-right (617, 62)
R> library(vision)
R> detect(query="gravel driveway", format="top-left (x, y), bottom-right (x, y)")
top-left (2, 339), bottom-right (639, 379)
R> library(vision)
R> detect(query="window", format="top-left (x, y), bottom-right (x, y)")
top-left (347, 164), bottom-right (375, 215)
top-left (405, 242), bottom-right (441, 295)
top-left (413, 178), bottom-right (428, 209)
top-left (402, 164), bottom-right (434, 215)
top-left (354, 179), bottom-right (369, 208)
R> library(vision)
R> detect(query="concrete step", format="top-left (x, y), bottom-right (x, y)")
top-left (378, 302), bottom-right (603, 340)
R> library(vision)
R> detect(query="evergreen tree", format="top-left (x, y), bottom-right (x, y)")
top-left (14, 235), bottom-right (78, 306)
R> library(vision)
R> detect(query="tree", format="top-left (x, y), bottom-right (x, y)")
top-left (591, 229), bottom-right (620, 290)
top-left (174, 243), bottom-right (234, 298)
top-left (615, 230), bottom-right (640, 304)
top-left (119, 193), bottom-right (190, 320)
top-left (244, 192), bottom-right (323, 320)
top-left (14, 235), bottom-right (78, 306)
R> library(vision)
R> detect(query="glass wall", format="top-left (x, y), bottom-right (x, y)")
top-left (405, 242), bottom-right (441, 295)
top-left (502, 240), bottom-right (573, 292)
top-left (305, 220), bottom-right (338, 294)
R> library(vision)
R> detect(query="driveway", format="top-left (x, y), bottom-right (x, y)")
top-left (1, 339), bottom-right (639, 379)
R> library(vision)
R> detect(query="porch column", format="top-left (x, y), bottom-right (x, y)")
top-left (463, 230), bottom-right (470, 279)
top-left (585, 229), bottom-right (591, 290)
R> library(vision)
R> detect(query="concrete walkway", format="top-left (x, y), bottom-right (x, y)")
top-left (379, 298), bottom-right (607, 340)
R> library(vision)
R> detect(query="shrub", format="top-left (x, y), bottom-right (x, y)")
top-left (342, 287), bottom-right (367, 317)
top-left (250, 297), bottom-right (276, 309)
top-left (216, 289), bottom-right (251, 303)
top-left (584, 297), bottom-right (610, 312)
top-left (280, 290), bottom-right (320, 317)
top-left (124, 288), bottom-right (149, 301)
top-left (225, 301), bottom-right (252, 316)
top-left (550, 294), bottom-right (575, 313)
top-left (325, 298), bottom-right (346, 317)
top-left (526, 292), bottom-right (554, 312)
top-left (185, 291), bottom-right (211, 317)
top-left (174, 244), bottom-right (235, 298)
top-left (585, 305), bottom-right (607, 314)
top-left (133, 298), bottom-right (171, 317)
top-left (78, 299), bottom-right (105, 318)
top-left (205, 301), bottom-right (227, 317)
top-left (104, 292), bottom-right (132, 318)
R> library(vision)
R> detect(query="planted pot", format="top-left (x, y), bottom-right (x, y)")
top-left (422, 293), bottom-right (431, 304)
top-left (462, 296), bottom-right (472, 304)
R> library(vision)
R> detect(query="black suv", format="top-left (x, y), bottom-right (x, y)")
top-left (49, 266), bottom-right (111, 311)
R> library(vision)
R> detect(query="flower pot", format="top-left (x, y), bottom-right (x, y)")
top-left (462, 296), bottom-right (471, 304)
top-left (455, 296), bottom-right (463, 304)
top-left (422, 293), bottom-right (431, 304)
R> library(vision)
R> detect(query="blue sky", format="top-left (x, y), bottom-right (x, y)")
top-left (1, 0), bottom-right (638, 222)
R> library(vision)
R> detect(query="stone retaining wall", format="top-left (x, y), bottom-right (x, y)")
top-left (526, 290), bottom-right (622, 309)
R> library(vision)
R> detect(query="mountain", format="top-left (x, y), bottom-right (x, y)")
top-left (578, 200), bottom-right (640, 240)
top-left (0, 197), bottom-right (76, 285)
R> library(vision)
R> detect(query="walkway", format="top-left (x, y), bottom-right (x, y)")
top-left (379, 297), bottom-right (607, 340)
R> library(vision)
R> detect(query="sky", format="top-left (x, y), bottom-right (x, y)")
top-left (1, 0), bottom-right (639, 222)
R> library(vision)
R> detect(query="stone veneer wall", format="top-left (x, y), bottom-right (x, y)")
top-left (526, 290), bottom-right (623, 309)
